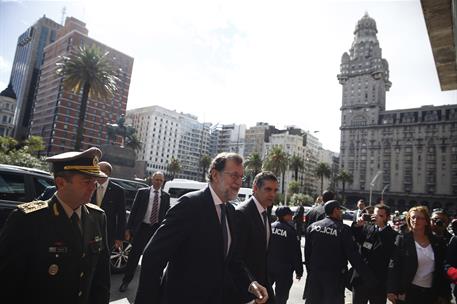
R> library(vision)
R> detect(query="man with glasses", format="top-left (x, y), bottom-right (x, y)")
top-left (119, 171), bottom-right (170, 292)
top-left (431, 208), bottom-right (452, 245)
top-left (134, 152), bottom-right (268, 304)
top-left (350, 204), bottom-right (398, 304)
top-left (234, 171), bottom-right (279, 303)
top-left (303, 200), bottom-right (376, 304)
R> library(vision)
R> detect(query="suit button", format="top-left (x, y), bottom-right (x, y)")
top-left (78, 291), bottom-right (82, 297)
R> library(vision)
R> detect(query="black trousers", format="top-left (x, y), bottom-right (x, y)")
top-left (405, 284), bottom-right (433, 304)
top-left (122, 223), bottom-right (158, 284)
top-left (269, 270), bottom-right (293, 304)
top-left (352, 285), bottom-right (387, 304)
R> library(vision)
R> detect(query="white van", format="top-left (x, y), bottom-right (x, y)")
top-left (163, 178), bottom-right (252, 207)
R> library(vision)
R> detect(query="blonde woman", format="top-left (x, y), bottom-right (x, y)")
top-left (387, 206), bottom-right (450, 304)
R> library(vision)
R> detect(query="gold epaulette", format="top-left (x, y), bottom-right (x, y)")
top-left (17, 201), bottom-right (48, 214)
top-left (86, 203), bottom-right (104, 212)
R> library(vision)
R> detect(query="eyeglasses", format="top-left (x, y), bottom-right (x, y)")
top-left (223, 171), bottom-right (244, 181)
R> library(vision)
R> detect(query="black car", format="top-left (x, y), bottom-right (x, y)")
top-left (0, 164), bottom-right (148, 273)
top-left (0, 164), bottom-right (54, 229)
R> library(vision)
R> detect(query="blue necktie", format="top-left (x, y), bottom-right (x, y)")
top-left (220, 204), bottom-right (228, 257)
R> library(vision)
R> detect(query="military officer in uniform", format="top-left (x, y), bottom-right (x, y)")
top-left (303, 200), bottom-right (376, 304)
top-left (0, 147), bottom-right (110, 304)
top-left (268, 206), bottom-right (303, 304)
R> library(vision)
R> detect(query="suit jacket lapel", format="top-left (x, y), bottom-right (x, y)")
top-left (202, 187), bottom-right (226, 260)
top-left (248, 198), bottom-right (268, 249)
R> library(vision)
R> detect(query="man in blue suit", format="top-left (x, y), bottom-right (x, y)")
top-left (134, 152), bottom-right (268, 304)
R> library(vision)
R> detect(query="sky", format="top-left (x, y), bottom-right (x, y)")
top-left (0, 0), bottom-right (456, 153)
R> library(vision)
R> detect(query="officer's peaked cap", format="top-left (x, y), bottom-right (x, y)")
top-left (324, 200), bottom-right (341, 215)
top-left (46, 147), bottom-right (107, 178)
top-left (276, 206), bottom-right (293, 218)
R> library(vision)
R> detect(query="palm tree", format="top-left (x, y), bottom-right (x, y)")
top-left (199, 154), bottom-right (212, 182)
top-left (289, 154), bottom-right (304, 181)
top-left (336, 169), bottom-right (353, 204)
top-left (167, 157), bottom-right (181, 180)
top-left (263, 146), bottom-right (289, 193)
top-left (315, 162), bottom-right (331, 194)
top-left (125, 133), bottom-right (142, 152)
top-left (57, 45), bottom-right (119, 151)
top-left (244, 152), bottom-right (263, 185)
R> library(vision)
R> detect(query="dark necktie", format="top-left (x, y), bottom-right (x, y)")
top-left (262, 211), bottom-right (269, 246)
top-left (220, 204), bottom-right (229, 257)
top-left (149, 190), bottom-right (159, 224)
top-left (71, 212), bottom-right (82, 244)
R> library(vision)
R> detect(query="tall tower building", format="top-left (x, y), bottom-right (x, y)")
top-left (9, 16), bottom-right (62, 140)
top-left (29, 17), bottom-right (134, 155)
top-left (338, 14), bottom-right (457, 211)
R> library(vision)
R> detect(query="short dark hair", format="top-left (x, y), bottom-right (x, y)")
top-left (322, 191), bottom-right (335, 203)
top-left (208, 152), bottom-right (243, 182)
top-left (374, 203), bottom-right (391, 218)
top-left (54, 171), bottom-right (76, 183)
top-left (253, 171), bottom-right (278, 189)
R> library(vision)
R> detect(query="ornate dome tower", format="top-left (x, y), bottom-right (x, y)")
top-left (338, 13), bottom-right (391, 130)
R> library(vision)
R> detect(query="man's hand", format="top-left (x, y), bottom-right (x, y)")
top-left (387, 293), bottom-right (397, 304)
top-left (124, 230), bottom-right (131, 241)
top-left (114, 239), bottom-right (122, 249)
top-left (248, 281), bottom-right (268, 303)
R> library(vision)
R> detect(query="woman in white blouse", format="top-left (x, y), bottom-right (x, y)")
top-left (386, 206), bottom-right (450, 304)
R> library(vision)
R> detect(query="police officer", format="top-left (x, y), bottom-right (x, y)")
top-left (0, 147), bottom-right (110, 304)
top-left (268, 206), bottom-right (303, 304)
top-left (303, 200), bottom-right (376, 304)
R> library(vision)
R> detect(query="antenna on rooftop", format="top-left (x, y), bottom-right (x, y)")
top-left (61, 6), bottom-right (66, 25)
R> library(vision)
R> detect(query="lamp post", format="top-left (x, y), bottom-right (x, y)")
top-left (381, 184), bottom-right (389, 202)
top-left (369, 170), bottom-right (383, 206)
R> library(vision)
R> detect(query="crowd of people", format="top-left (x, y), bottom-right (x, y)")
top-left (0, 147), bottom-right (456, 304)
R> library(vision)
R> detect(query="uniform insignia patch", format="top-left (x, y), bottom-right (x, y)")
top-left (18, 201), bottom-right (48, 214)
top-left (86, 203), bottom-right (103, 211)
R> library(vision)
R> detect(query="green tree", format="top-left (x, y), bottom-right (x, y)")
top-left (57, 45), bottom-right (119, 151)
top-left (0, 136), bottom-right (47, 170)
top-left (288, 180), bottom-right (300, 195)
top-left (337, 169), bottom-right (353, 204)
top-left (244, 152), bottom-right (263, 186)
top-left (290, 193), bottom-right (314, 206)
top-left (315, 162), bottom-right (331, 194)
top-left (125, 133), bottom-right (142, 152)
top-left (199, 154), bottom-right (212, 182)
top-left (289, 154), bottom-right (304, 181)
top-left (167, 157), bottom-right (181, 180)
top-left (263, 146), bottom-right (289, 194)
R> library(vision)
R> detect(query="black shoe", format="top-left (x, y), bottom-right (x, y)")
top-left (119, 282), bottom-right (129, 292)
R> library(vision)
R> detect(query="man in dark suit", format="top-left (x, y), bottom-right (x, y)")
top-left (134, 152), bottom-right (268, 304)
top-left (93, 161), bottom-right (126, 250)
top-left (304, 190), bottom-right (335, 231)
top-left (235, 171), bottom-right (279, 303)
top-left (119, 171), bottom-right (170, 292)
top-left (0, 147), bottom-right (110, 304)
top-left (350, 203), bottom-right (397, 304)
top-left (353, 199), bottom-right (366, 222)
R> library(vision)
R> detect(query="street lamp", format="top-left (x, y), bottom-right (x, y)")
top-left (369, 170), bottom-right (383, 206)
top-left (381, 184), bottom-right (389, 202)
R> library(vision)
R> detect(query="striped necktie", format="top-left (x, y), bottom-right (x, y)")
top-left (149, 190), bottom-right (159, 224)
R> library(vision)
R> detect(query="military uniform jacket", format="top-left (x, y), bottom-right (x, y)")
top-left (0, 197), bottom-right (110, 304)
top-left (267, 220), bottom-right (303, 277)
top-left (350, 224), bottom-right (397, 288)
top-left (91, 180), bottom-right (126, 246)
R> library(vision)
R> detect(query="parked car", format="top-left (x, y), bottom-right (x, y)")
top-left (0, 164), bottom-right (147, 274)
top-left (0, 164), bottom-right (54, 229)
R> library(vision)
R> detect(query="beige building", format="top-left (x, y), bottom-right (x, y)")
top-left (338, 13), bottom-right (457, 211)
